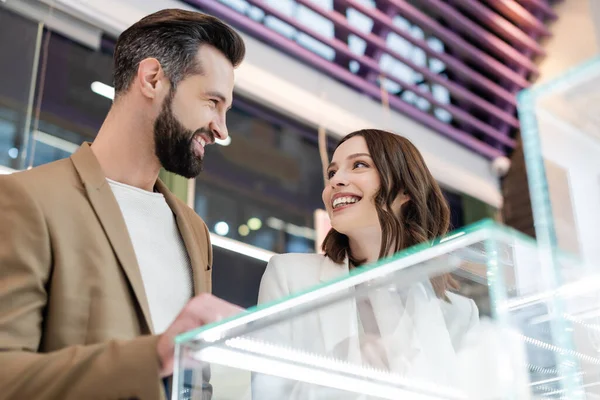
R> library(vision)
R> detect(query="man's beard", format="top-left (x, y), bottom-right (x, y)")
top-left (153, 91), bottom-right (213, 179)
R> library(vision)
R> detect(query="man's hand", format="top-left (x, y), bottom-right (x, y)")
top-left (157, 293), bottom-right (243, 377)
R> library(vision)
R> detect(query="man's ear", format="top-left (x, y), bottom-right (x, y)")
top-left (136, 58), bottom-right (168, 99)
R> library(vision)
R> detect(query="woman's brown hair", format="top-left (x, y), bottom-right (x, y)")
top-left (321, 129), bottom-right (457, 300)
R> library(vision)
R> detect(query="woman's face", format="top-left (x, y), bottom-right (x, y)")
top-left (322, 136), bottom-right (383, 236)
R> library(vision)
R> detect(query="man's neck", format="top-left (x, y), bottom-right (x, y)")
top-left (91, 106), bottom-right (160, 192)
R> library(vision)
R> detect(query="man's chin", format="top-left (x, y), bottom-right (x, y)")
top-left (163, 162), bottom-right (203, 179)
top-left (155, 147), bottom-right (201, 177)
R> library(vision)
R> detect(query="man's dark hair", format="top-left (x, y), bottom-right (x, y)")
top-left (113, 9), bottom-right (245, 97)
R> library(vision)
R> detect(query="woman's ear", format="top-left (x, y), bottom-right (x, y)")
top-left (399, 193), bottom-right (411, 206)
top-left (392, 193), bottom-right (410, 213)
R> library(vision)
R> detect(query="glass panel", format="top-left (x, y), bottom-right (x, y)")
top-left (174, 220), bottom-right (592, 399)
top-left (518, 60), bottom-right (600, 399)
top-left (517, 58), bottom-right (600, 267)
top-left (24, 29), bottom-right (113, 167)
top-left (0, 7), bottom-right (40, 170)
top-left (0, 6), bottom-right (114, 170)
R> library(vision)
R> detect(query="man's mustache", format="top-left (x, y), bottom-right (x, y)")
top-left (192, 128), bottom-right (215, 144)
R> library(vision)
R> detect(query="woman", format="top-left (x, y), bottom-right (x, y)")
top-left (253, 130), bottom-right (478, 398)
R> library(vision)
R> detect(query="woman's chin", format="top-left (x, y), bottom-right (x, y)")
top-left (329, 221), bottom-right (352, 236)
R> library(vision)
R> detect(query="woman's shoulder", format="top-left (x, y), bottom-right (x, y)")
top-left (265, 253), bottom-right (347, 288)
top-left (267, 253), bottom-right (329, 273)
top-left (260, 253), bottom-right (337, 299)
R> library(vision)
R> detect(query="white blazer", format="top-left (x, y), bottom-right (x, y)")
top-left (253, 253), bottom-right (479, 399)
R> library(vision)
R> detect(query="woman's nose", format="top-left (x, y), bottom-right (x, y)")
top-left (330, 173), bottom-right (349, 187)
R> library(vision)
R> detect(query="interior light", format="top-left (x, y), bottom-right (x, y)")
top-left (210, 233), bottom-right (274, 262)
top-left (247, 217), bottom-right (262, 230)
top-left (238, 224), bottom-right (250, 237)
top-left (194, 338), bottom-right (460, 400)
top-left (7, 148), bottom-right (18, 159)
top-left (214, 221), bottom-right (230, 236)
top-left (33, 130), bottom-right (78, 154)
top-left (91, 81), bottom-right (115, 101)
top-left (266, 217), bottom-right (285, 230)
top-left (266, 217), bottom-right (316, 239)
top-left (216, 136), bottom-right (231, 146)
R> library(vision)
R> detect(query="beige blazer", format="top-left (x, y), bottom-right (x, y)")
top-left (0, 143), bottom-right (212, 400)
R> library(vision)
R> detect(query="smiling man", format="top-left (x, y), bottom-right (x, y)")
top-left (0, 9), bottom-right (245, 400)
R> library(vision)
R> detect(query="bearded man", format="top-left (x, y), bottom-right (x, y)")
top-left (0, 9), bottom-right (245, 400)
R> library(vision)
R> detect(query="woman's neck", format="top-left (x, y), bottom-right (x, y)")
top-left (347, 227), bottom-right (382, 266)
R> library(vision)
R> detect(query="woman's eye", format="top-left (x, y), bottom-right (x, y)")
top-left (354, 161), bottom-right (368, 169)
top-left (327, 170), bottom-right (336, 179)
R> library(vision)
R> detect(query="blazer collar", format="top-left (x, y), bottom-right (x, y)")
top-left (317, 256), bottom-right (361, 362)
top-left (70, 143), bottom-right (208, 332)
top-left (70, 143), bottom-right (154, 333)
top-left (155, 179), bottom-right (209, 296)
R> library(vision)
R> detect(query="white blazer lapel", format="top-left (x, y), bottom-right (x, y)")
top-left (369, 284), bottom-right (425, 374)
top-left (317, 257), bottom-right (361, 364)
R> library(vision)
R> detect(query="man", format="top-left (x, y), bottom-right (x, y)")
top-left (0, 9), bottom-right (245, 400)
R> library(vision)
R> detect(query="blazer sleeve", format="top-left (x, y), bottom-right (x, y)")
top-left (0, 174), bottom-right (163, 400)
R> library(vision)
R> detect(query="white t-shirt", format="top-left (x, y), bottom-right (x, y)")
top-left (107, 178), bottom-right (192, 334)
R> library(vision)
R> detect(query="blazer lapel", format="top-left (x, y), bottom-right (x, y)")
top-left (318, 257), bottom-right (361, 363)
top-left (156, 179), bottom-right (208, 296)
top-left (70, 143), bottom-right (154, 333)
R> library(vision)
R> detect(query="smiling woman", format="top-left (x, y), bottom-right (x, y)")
top-left (262, 128), bottom-right (460, 300)
top-left (254, 128), bottom-right (479, 398)
top-left (321, 130), bottom-right (453, 295)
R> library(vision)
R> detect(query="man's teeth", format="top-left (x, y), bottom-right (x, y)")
top-left (196, 137), bottom-right (206, 147)
top-left (332, 196), bottom-right (360, 209)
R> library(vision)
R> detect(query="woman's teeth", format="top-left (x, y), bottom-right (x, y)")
top-left (333, 196), bottom-right (360, 209)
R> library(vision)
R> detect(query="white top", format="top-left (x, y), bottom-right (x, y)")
top-left (107, 178), bottom-right (192, 334)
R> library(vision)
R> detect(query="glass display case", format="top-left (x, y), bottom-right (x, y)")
top-left (515, 56), bottom-right (600, 400)
top-left (173, 220), bottom-right (599, 400)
